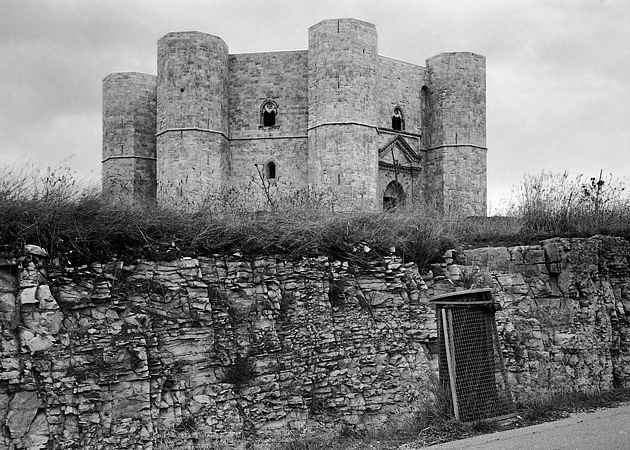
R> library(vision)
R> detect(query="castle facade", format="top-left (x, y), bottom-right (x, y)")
top-left (102, 18), bottom-right (487, 214)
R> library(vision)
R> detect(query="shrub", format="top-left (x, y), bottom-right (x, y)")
top-left (513, 171), bottom-right (630, 238)
top-left (2, 164), bottom-right (630, 269)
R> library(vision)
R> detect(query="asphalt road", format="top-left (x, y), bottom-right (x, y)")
top-left (422, 404), bottom-right (630, 450)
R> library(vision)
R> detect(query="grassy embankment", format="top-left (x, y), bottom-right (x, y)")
top-left (1, 167), bottom-right (629, 267)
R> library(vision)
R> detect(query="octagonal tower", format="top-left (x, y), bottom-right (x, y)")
top-left (307, 19), bottom-right (379, 210)
top-left (156, 31), bottom-right (229, 209)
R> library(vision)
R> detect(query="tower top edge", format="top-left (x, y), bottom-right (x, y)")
top-left (103, 72), bottom-right (157, 83)
top-left (426, 51), bottom-right (486, 62)
top-left (308, 18), bottom-right (376, 30)
top-left (158, 31), bottom-right (227, 45)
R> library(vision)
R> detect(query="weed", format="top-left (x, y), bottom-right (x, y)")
top-left (174, 416), bottom-right (197, 432)
top-left (517, 387), bottom-right (630, 422)
top-left (512, 171), bottom-right (630, 238)
top-left (1, 165), bottom-right (629, 271)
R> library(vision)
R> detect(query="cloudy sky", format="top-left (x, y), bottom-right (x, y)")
top-left (1, 0), bottom-right (628, 210)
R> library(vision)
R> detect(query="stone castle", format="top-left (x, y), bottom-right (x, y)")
top-left (102, 18), bottom-right (487, 214)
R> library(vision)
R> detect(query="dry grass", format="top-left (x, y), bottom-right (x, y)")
top-left (517, 387), bottom-right (630, 423)
top-left (513, 171), bottom-right (630, 239)
top-left (1, 166), bottom-right (629, 266)
top-left (272, 386), bottom-right (630, 449)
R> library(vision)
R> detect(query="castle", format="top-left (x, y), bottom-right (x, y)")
top-left (102, 18), bottom-right (487, 215)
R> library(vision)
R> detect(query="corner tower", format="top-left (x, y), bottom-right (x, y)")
top-left (156, 31), bottom-right (229, 209)
top-left (102, 72), bottom-right (157, 205)
top-left (307, 19), bottom-right (379, 210)
top-left (424, 52), bottom-right (487, 216)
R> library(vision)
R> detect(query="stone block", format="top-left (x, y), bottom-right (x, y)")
top-left (7, 391), bottom-right (41, 439)
top-left (19, 287), bottom-right (38, 306)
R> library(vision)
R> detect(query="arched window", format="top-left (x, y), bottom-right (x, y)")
top-left (392, 107), bottom-right (404, 131)
top-left (261, 101), bottom-right (278, 127)
top-left (265, 161), bottom-right (276, 179)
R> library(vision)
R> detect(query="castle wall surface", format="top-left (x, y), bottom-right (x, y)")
top-left (228, 51), bottom-right (309, 186)
top-left (425, 52), bottom-right (487, 215)
top-left (156, 32), bottom-right (229, 207)
top-left (307, 19), bottom-right (380, 210)
top-left (373, 56), bottom-right (426, 188)
top-left (425, 52), bottom-right (485, 148)
top-left (423, 146), bottom-right (487, 215)
top-left (156, 131), bottom-right (228, 208)
top-left (376, 56), bottom-right (425, 135)
top-left (102, 72), bottom-right (157, 205)
top-left (228, 51), bottom-right (308, 138)
top-left (1, 236), bottom-right (629, 447)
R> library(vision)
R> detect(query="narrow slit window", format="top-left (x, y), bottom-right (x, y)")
top-left (392, 107), bottom-right (404, 131)
top-left (421, 86), bottom-right (430, 146)
top-left (266, 161), bottom-right (276, 179)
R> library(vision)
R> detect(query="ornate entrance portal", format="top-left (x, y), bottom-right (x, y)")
top-left (383, 180), bottom-right (406, 210)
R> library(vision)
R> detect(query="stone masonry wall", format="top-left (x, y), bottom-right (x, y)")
top-left (307, 19), bottom-right (379, 211)
top-left (228, 51), bottom-right (308, 139)
top-left (461, 236), bottom-right (630, 399)
top-left (228, 139), bottom-right (308, 189)
top-left (156, 132), bottom-right (228, 209)
top-left (423, 146), bottom-right (487, 215)
top-left (156, 32), bottom-right (229, 208)
top-left (102, 72), bottom-right (157, 205)
top-left (423, 52), bottom-right (487, 215)
top-left (227, 51), bottom-right (309, 186)
top-left (3, 236), bottom-right (626, 447)
top-left (377, 56), bottom-right (425, 135)
top-left (425, 52), bottom-right (486, 149)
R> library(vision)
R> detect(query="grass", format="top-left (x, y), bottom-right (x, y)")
top-left (514, 170), bottom-right (630, 239)
top-left (0, 166), bottom-right (629, 267)
top-left (518, 387), bottom-right (630, 423)
top-left (268, 387), bottom-right (630, 449)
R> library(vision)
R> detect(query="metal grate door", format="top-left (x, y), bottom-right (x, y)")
top-left (432, 289), bottom-right (514, 422)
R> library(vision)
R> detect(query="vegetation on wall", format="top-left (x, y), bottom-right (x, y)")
top-left (0, 165), bottom-right (629, 266)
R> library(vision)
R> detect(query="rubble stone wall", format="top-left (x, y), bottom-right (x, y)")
top-left (461, 236), bottom-right (630, 400)
top-left (0, 235), bottom-right (629, 447)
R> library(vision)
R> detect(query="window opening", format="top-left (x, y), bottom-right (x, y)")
top-left (266, 161), bottom-right (276, 179)
top-left (261, 101), bottom-right (277, 127)
top-left (392, 107), bottom-right (404, 131)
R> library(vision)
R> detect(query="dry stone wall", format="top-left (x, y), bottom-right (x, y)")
top-left (0, 235), bottom-right (629, 448)
top-left (460, 236), bottom-right (630, 400)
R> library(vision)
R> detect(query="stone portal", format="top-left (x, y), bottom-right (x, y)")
top-left (383, 180), bottom-right (405, 210)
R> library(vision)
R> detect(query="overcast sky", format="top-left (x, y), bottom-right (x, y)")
top-left (1, 0), bottom-right (628, 210)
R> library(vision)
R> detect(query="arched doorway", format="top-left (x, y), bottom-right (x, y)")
top-left (383, 180), bottom-right (406, 210)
